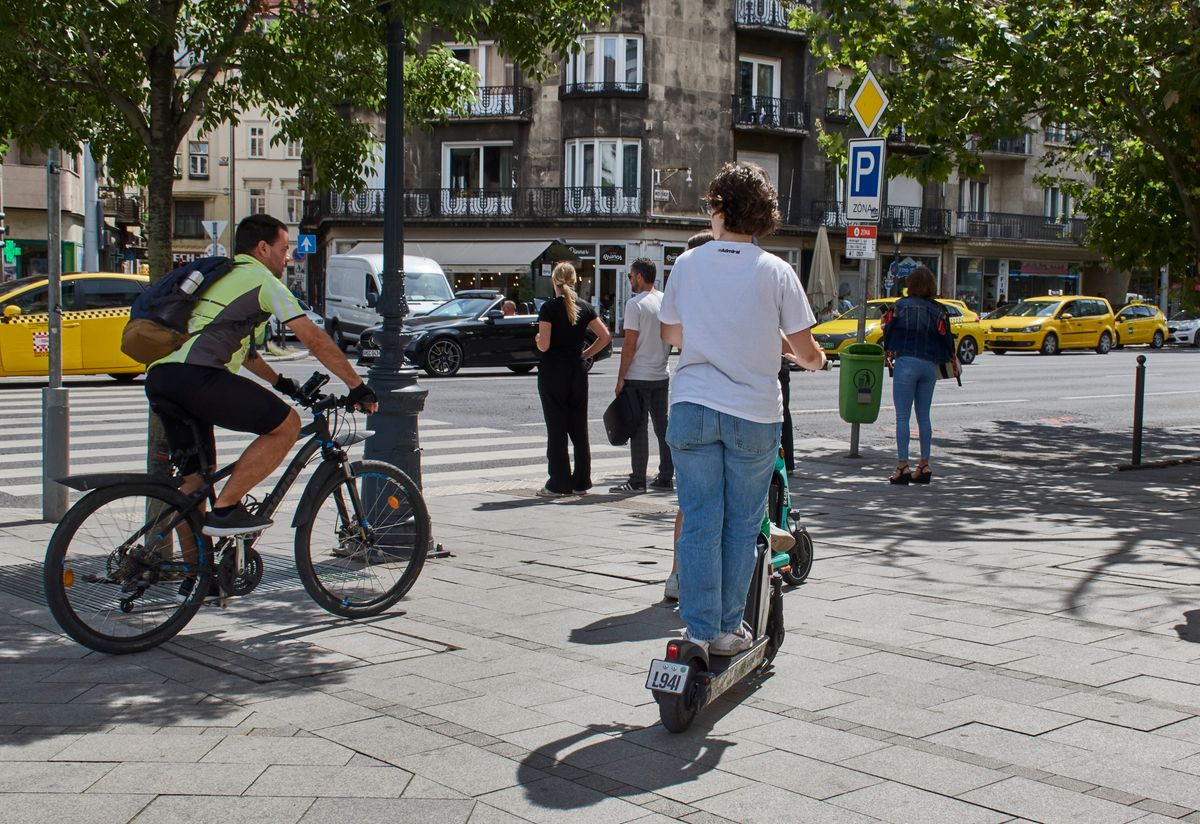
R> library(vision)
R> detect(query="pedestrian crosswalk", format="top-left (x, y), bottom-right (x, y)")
top-left (0, 384), bottom-right (644, 503)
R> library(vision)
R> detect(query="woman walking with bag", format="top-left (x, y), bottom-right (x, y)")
top-left (881, 266), bottom-right (957, 485)
top-left (534, 262), bottom-right (612, 497)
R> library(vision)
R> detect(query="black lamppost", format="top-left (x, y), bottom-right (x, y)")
top-left (890, 229), bottom-right (903, 296)
top-left (364, 6), bottom-right (428, 486)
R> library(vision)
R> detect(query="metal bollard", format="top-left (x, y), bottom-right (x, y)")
top-left (1132, 355), bottom-right (1147, 466)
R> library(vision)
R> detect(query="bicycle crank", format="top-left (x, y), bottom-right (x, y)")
top-left (217, 546), bottom-right (264, 596)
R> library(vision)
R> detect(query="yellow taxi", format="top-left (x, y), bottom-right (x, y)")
top-left (1113, 303), bottom-right (1168, 349)
top-left (984, 295), bottom-right (1116, 355)
top-left (811, 297), bottom-right (986, 363)
top-left (0, 272), bottom-right (149, 379)
top-left (979, 302), bottom-right (1018, 334)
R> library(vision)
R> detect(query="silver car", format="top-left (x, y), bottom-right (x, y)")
top-left (1168, 311), bottom-right (1200, 346)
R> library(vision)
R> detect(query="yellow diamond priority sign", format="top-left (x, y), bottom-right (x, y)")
top-left (849, 70), bottom-right (889, 137)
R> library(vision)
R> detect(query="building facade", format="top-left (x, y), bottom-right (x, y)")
top-left (303, 0), bottom-right (1121, 325)
top-left (1, 146), bottom-right (90, 281)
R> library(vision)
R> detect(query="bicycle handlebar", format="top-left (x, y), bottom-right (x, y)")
top-left (293, 371), bottom-right (361, 414)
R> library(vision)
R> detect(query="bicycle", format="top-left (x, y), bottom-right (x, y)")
top-left (43, 372), bottom-right (430, 655)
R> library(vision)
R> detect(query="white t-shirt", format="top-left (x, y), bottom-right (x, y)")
top-left (660, 240), bottom-right (815, 423)
top-left (622, 289), bottom-right (671, 381)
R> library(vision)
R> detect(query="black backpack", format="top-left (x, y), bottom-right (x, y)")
top-left (120, 256), bottom-right (235, 364)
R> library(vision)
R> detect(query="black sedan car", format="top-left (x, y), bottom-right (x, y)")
top-left (357, 291), bottom-right (611, 377)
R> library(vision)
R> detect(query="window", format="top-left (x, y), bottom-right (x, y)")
top-left (447, 43), bottom-right (487, 86)
top-left (249, 126), bottom-right (265, 158)
top-left (564, 138), bottom-right (641, 214)
top-left (77, 278), bottom-right (144, 310)
top-left (188, 141), bottom-right (208, 178)
top-left (958, 179), bottom-right (989, 215)
top-left (173, 152), bottom-right (183, 179)
top-left (9, 282), bottom-right (77, 314)
top-left (1043, 186), bottom-right (1074, 221)
top-left (285, 138), bottom-right (302, 159)
top-left (249, 187), bottom-right (267, 215)
top-left (442, 143), bottom-right (514, 191)
top-left (737, 56), bottom-right (780, 99)
top-left (826, 83), bottom-right (849, 116)
top-left (16, 144), bottom-right (47, 166)
top-left (287, 189), bottom-right (304, 222)
top-left (1044, 123), bottom-right (1078, 144)
top-left (173, 200), bottom-right (205, 238)
top-left (566, 34), bottom-right (643, 91)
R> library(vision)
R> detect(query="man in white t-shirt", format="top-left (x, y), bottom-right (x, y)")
top-left (611, 257), bottom-right (673, 494)
top-left (660, 162), bottom-right (826, 656)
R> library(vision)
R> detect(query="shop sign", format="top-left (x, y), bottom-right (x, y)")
top-left (664, 245), bottom-right (686, 266)
top-left (1017, 261), bottom-right (1070, 276)
top-left (599, 245), bottom-right (626, 265)
top-left (568, 244), bottom-right (594, 260)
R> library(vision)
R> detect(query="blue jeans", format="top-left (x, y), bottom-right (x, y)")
top-left (667, 402), bottom-right (780, 642)
top-left (892, 356), bottom-right (937, 462)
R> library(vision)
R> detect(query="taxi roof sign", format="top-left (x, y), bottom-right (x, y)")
top-left (849, 70), bottom-right (889, 137)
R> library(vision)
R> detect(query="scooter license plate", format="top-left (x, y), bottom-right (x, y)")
top-left (645, 659), bottom-right (690, 694)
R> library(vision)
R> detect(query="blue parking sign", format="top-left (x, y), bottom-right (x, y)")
top-left (297, 234), bottom-right (317, 255)
top-left (847, 139), bottom-right (886, 222)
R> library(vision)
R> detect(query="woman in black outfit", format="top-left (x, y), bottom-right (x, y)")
top-left (535, 262), bottom-right (612, 496)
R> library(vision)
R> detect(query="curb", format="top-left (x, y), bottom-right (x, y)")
top-left (263, 348), bottom-right (311, 363)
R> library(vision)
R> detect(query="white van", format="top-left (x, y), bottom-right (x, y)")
top-left (323, 246), bottom-right (453, 350)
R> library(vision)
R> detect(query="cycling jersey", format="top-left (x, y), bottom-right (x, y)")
top-left (151, 254), bottom-right (304, 373)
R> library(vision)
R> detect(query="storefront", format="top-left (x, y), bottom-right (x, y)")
top-left (407, 239), bottom-right (564, 304)
top-left (2, 239), bottom-right (83, 281)
top-left (955, 256), bottom-right (1082, 311)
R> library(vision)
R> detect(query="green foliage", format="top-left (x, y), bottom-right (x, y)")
top-left (799, 0), bottom-right (1200, 273)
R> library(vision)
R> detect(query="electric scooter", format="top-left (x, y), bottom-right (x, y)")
top-left (765, 448), bottom-right (814, 586)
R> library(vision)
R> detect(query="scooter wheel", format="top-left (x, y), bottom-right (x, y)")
top-left (656, 660), bottom-right (703, 733)
top-left (780, 528), bottom-right (814, 586)
top-left (764, 584), bottom-right (786, 663)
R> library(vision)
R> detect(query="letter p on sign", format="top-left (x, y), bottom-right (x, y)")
top-left (846, 138), bottom-right (886, 222)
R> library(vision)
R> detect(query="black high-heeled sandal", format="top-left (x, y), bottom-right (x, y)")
top-left (912, 463), bottom-right (933, 484)
top-left (888, 463), bottom-right (912, 485)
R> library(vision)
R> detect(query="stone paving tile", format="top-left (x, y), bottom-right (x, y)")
top-left (467, 802), bottom-right (539, 823)
top-left (694, 784), bottom-right (880, 824)
top-left (822, 697), bottom-right (966, 738)
top-left (243, 764), bottom-right (415, 797)
top-left (935, 695), bottom-right (1080, 735)
top-left (1133, 798), bottom-right (1196, 818)
top-left (737, 717), bottom-right (889, 762)
top-left (249, 690), bottom-right (381, 731)
top-left (1036, 692), bottom-right (1192, 731)
top-left (930, 669), bottom-right (1073, 707)
top-left (1108, 676), bottom-right (1200, 711)
top-left (909, 636), bottom-right (1037, 667)
top-left (720, 748), bottom-right (882, 800)
top-left (478, 776), bottom-right (649, 824)
top-left (198, 733), bottom-right (356, 765)
top-left (499, 722), bottom-right (656, 770)
top-left (50, 732), bottom-right (219, 763)
top-left (924, 723), bottom-right (1091, 770)
top-left (588, 749), bottom-right (751, 804)
top-left (1003, 656), bottom-right (1139, 689)
top-left (319, 715), bottom-right (460, 763)
top-left (841, 744), bottom-right (1009, 796)
top-left (960, 776), bottom-right (1146, 824)
top-left (1156, 717), bottom-right (1200, 746)
top-left (0, 734), bottom-right (81, 761)
top-left (396, 742), bottom-right (543, 797)
top-left (0, 760), bottom-right (115, 792)
top-left (401, 774), bottom-right (473, 799)
top-left (422, 697), bottom-right (559, 737)
top-left (0, 792), bottom-right (152, 824)
top-left (130, 794), bottom-right (313, 824)
top-left (1043, 719), bottom-right (1200, 766)
top-left (829, 781), bottom-right (1009, 824)
top-left (829, 672), bottom-right (968, 708)
top-left (1050, 753), bottom-right (1200, 811)
top-left (999, 636), bottom-right (1130, 666)
top-left (88, 760), bottom-right (264, 795)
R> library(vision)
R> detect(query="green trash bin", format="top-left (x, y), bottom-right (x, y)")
top-left (838, 342), bottom-right (885, 424)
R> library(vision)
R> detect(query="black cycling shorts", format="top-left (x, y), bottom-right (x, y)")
top-left (144, 363), bottom-right (292, 475)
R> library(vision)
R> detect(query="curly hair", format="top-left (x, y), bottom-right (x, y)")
top-left (704, 162), bottom-right (781, 239)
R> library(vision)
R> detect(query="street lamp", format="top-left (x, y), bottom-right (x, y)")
top-left (890, 229), bottom-right (903, 297)
top-left (364, 4), bottom-right (428, 487)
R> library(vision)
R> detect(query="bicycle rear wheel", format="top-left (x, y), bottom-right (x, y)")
top-left (44, 484), bottom-right (212, 654)
top-left (295, 460), bottom-right (429, 618)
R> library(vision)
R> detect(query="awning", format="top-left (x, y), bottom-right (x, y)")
top-left (404, 240), bottom-right (566, 276)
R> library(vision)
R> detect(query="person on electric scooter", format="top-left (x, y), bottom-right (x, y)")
top-left (659, 162), bottom-right (826, 655)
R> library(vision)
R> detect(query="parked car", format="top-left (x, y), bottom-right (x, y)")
top-left (1168, 310), bottom-right (1200, 347)
top-left (358, 291), bottom-right (612, 377)
top-left (1113, 303), bottom-right (1168, 349)
top-left (810, 297), bottom-right (985, 364)
top-left (268, 298), bottom-right (325, 341)
top-left (324, 247), bottom-right (452, 351)
top-left (984, 295), bottom-right (1116, 355)
top-left (0, 272), bottom-right (148, 380)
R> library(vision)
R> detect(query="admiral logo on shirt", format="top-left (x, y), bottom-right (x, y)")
top-left (717, 247), bottom-right (742, 254)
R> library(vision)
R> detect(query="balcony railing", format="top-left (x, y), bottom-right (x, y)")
top-left (559, 81), bottom-right (648, 99)
top-left (732, 95), bottom-right (809, 132)
top-left (806, 201), bottom-right (953, 237)
top-left (734, 0), bottom-right (803, 31)
top-left (102, 195), bottom-right (141, 225)
top-left (448, 86), bottom-right (533, 119)
top-left (824, 104), bottom-right (851, 122)
top-left (956, 211), bottom-right (1086, 243)
top-left (984, 136), bottom-right (1030, 155)
top-left (309, 187), bottom-right (645, 223)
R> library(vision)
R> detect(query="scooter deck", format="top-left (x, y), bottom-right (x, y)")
top-left (693, 635), bottom-right (770, 707)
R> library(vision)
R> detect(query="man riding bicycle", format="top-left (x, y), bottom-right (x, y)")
top-left (145, 214), bottom-right (378, 539)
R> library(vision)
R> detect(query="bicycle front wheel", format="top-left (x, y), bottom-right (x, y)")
top-left (44, 484), bottom-right (212, 655)
top-left (295, 460), bottom-right (429, 618)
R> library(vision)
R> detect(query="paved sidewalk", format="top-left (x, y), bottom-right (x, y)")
top-left (2, 425), bottom-right (1200, 824)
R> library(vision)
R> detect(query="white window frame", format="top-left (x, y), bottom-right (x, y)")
top-left (563, 138), bottom-right (641, 215)
top-left (566, 34), bottom-right (643, 90)
top-left (248, 125), bottom-right (266, 158)
top-left (736, 54), bottom-right (781, 99)
top-left (173, 152), bottom-right (183, 179)
top-left (446, 42), bottom-right (489, 87)
top-left (439, 141), bottom-right (515, 216)
top-left (285, 138), bottom-right (302, 159)
top-left (1043, 186), bottom-right (1074, 221)
top-left (958, 178), bottom-right (990, 215)
top-left (286, 188), bottom-right (303, 223)
top-left (188, 140), bottom-right (208, 178)
top-left (248, 186), bottom-right (267, 215)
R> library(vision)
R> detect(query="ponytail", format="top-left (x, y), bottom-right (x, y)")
top-left (552, 262), bottom-right (580, 325)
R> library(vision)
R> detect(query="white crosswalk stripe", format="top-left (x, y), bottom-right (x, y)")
top-left (0, 385), bottom-right (641, 501)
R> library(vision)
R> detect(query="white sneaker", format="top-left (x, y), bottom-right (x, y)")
top-left (680, 629), bottom-right (709, 654)
top-left (710, 623), bottom-right (753, 657)
top-left (534, 486), bottom-right (570, 498)
top-left (663, 572), bottom-right (679, 601)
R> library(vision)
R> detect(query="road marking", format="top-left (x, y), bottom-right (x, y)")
top-left (1059, 389), bottom-right (1200, 400)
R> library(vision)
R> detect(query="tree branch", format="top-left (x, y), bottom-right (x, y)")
top-left (175, 2), bottom-right (259, 143)
top-left (76, 22), bottom-right (153, 145)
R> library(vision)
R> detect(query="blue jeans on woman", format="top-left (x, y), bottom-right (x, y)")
top-left (667, 402), bottom-right (780, 643)
top-left (892, 356), bottom-right (937, 462)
